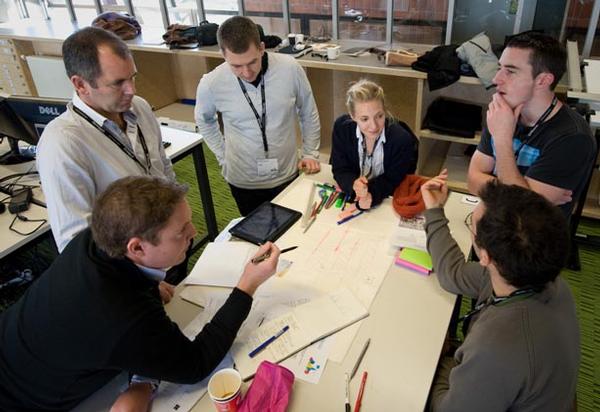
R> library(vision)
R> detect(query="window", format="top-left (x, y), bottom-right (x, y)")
top-left (290, 0), bottom-right (331, 39)
top-left (244, 0), bottom-right (286, 36)
top-left (338, 0), bottom-right (386, 42)
top-left (393, 0), bottom-right (447, 44)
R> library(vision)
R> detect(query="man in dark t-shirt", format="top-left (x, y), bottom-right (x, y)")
top-left (468, 32), bottom-right (596, 218)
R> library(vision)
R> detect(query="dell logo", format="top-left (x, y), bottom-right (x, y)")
top-left (39, 106), bottom-right (61, 115)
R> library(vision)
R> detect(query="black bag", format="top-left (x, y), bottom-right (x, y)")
top-left (422, 97), bottom-right (483, 138)
top-left (196, 20), bottom-right (219, 46)
top-left (162, 21), bottom-right (218, 49)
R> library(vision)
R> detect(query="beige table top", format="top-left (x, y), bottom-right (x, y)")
top-left (166, 165), bottom-right (476, 411)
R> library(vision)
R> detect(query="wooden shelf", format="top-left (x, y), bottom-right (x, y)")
top-left (583, 197), bottom-right (600, 219)
top-left (419, 129), bottom-right (481, 145)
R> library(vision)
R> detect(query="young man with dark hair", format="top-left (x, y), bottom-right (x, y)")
top-left (0, 176), bottom-right (280, 411)
top-left (195, 16), bottom-right (321, 216)
top-left (422, 170), bottom-right (579, 411)
top-left (37, 27), bottom-right (176, 254)
top-left (467, 31), bottom-right (596, 217)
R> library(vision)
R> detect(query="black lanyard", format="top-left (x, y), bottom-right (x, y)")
top-left (360, 135), bottom-right (380, 178)
top-left (238, 77), bottom-right (268, 156)
top-left (73, 105), bottom-right (152, 175)
top-left (459, 286), bottom-right (541, 335)
top-left (514, 96), bottom-right (557, 159)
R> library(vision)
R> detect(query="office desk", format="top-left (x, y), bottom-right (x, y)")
top-left (166, 167), bottom-right (476, 411)
top-left (0, 126), bottom-right (217, 260)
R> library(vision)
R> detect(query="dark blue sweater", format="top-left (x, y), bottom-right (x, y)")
top-left (330, 114), bottom-right (418, 207)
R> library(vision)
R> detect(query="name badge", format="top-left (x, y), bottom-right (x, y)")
top-left (257, 158), bottom-right (279, 177)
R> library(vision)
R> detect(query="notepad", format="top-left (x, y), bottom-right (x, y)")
top-left (185, 242), bottom-right (258, 287)
top-left (395, 247), bottom-right (433, 275)
top-left (232, 288), bottom-right (368, 380)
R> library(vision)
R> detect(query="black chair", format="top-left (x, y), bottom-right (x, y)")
top-left (566, 128), bottom-right (600, 271)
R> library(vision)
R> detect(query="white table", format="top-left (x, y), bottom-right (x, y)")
top-left (0, 126), bottom-right (218, 260)
top-left (167, 167), bottom-right (476, 411)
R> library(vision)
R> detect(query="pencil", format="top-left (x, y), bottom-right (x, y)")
top-left (350, 338), bottom-right (371, 380)
top-left (251, 246), bottom-right (298, 264)
top-left (354, 371), bottom-right (368, 412)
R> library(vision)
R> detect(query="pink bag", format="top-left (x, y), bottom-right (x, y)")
top-left (239, 361), bottom-right (294, 412)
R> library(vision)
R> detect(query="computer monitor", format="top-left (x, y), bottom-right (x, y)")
top-left (0, 95), bottom-right (68, 165)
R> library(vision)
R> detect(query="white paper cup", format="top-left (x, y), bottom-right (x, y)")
top-left (208, 368), bottom-right (242, 412)
top-left (295, 33), bottom-right (305, 44)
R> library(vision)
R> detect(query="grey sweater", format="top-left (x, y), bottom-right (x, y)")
top-left (425, 207), bottom-right (580, 412)
top-left (195, 52), bottom-right (320, 189)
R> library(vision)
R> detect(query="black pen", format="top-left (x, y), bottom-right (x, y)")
top-left (350, 338), bottom-right (371, 380)
top-left (251, 246), bottom-right (298, 264)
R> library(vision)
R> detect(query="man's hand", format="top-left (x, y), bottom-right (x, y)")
top-left (352, 176), bottom-right (369, 199)
top-left (487, 93), bottom-right (523, 147)
top-left (237, 242), bottom-right (280, 296)
top-left (158, 281), bottom-right (175, 304)
top-left (421, 169), bottom-right (449, 209)
top-left (110, 383), bottom-right (153, 412)
top-left (298, 158), bottom-right (320, 174)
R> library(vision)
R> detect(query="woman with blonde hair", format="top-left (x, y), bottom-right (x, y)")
top-left (331, 79), bottom-right (418, 210)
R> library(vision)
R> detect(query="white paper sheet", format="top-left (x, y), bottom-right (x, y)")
top-left (232, 288), bottom-right (368, 380)
top-left (185, 242), bottom-right (258, 287)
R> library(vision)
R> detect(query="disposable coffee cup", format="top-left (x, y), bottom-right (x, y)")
top-left (295, 33), bottom-right (305, 44)
top-left (288, 33), bottom-right (296, 46)
top-left (327, 45), bottom-right (341, 60)
top-left (208, 368), bottom-right (242, 412)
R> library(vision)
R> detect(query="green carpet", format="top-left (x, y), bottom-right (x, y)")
top-left (1, 144), bottom-right (599, 410)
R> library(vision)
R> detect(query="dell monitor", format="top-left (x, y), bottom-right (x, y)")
top-left (0, 95), bottom-right (68, 165)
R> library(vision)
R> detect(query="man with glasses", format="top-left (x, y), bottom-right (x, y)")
top-left (467, 32), bottom-right (596, 217)
top-left (422, 170), bottom-right (579, 411)
top-left (195, 16), bottom-right (321, 216)
top-left (37, 28), bottom-right (184, 287)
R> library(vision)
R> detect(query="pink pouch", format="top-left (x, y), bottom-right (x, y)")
top-left (238, 361), bottom-right (294, 412)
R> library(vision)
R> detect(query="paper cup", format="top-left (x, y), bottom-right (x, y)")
top-left (208, 368), bottom-right (242, 412)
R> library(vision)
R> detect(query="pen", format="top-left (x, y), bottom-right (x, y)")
top-left (248, 325), bottom-right (290, 358)
top-left (337, 211), bottom-right (364, 225)
top-left (354, 371), bottom-right (368, 412)
top-left (350, 338), bottom-right (370, 379)
top-left (344, 373), bottom-right (351, 412)
top-left (341, 194), bottom-right (349, 211)
top-left (251, 246), bottom-right (298, 264)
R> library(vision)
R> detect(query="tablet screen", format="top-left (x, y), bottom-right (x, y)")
top-left (229, 202), bottom-right (302, 245)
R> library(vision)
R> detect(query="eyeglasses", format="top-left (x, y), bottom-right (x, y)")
top-left (464, 211), bottom-right (475, 234)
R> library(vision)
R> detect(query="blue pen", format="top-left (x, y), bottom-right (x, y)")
top-left (248, 325), bottom-right (290, 358)
top-left (337, 211), bottom-right (364, 225)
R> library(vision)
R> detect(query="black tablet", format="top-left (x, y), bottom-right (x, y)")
top-left (229, 202), bottom-right (302, 245)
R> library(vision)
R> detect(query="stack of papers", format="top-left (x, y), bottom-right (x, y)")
top-left (185, 242), bottom-right (258, 287)
top-left (389, 214), bottom-right (427, 251)
top-left (395, 247), bottom-right (433, 275)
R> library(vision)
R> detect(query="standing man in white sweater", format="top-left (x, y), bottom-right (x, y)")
top-left (195, 16), bottom-right (321, 216)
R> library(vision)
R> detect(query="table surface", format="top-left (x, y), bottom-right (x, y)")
top-left (166, 166), bottom-right (476, 412)
top-left (0, 126), bottom-right (204, 259)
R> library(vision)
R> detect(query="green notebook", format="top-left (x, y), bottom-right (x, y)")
top-left (397, 247), bottom-right (433, 271)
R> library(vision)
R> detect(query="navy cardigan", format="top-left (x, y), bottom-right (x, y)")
top-left (330, 114), bottom-right (418, 207)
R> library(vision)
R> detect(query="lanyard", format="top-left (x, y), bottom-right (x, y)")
top-left (73, 105), bottom-right (152, 175)
top-left (237, 77), bottom-right (268, 155)
top-left (514, 96), bottom-right (557, 159)
top-left (360, 135), bottom-right (380, 178)
top-left (459, 286), bottom-right (541, 327)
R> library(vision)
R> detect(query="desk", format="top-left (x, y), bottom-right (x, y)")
top-left (166, 166), bottom-right (476, 411)
top-left (0, 126), bottom-right (218, 260)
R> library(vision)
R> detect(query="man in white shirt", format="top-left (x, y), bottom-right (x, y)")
top-left (37, 27), bottom-right (182, 288)
top-left (195, 16), bottom-right (321, 216)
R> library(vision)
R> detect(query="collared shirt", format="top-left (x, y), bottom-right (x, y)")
top-left (135, 264), bottom-right (167, 282)
top-left (37, 93), bottom-right (175, 252)
top-left (355, 125), bottom-right (386, 178)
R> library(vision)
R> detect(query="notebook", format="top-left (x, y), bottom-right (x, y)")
top-left (395, 247), bottom-right (433, 275)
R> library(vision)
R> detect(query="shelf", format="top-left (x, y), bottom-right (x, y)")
top-left (442, 143), bottom-right (472, 193)
top-left (419, 129), bottom-right (481, 145)
top-left (583, 197), bottom-right (600, 219)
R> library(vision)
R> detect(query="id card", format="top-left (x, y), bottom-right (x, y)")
top-left (257, 158), bottom-right (278, 177)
